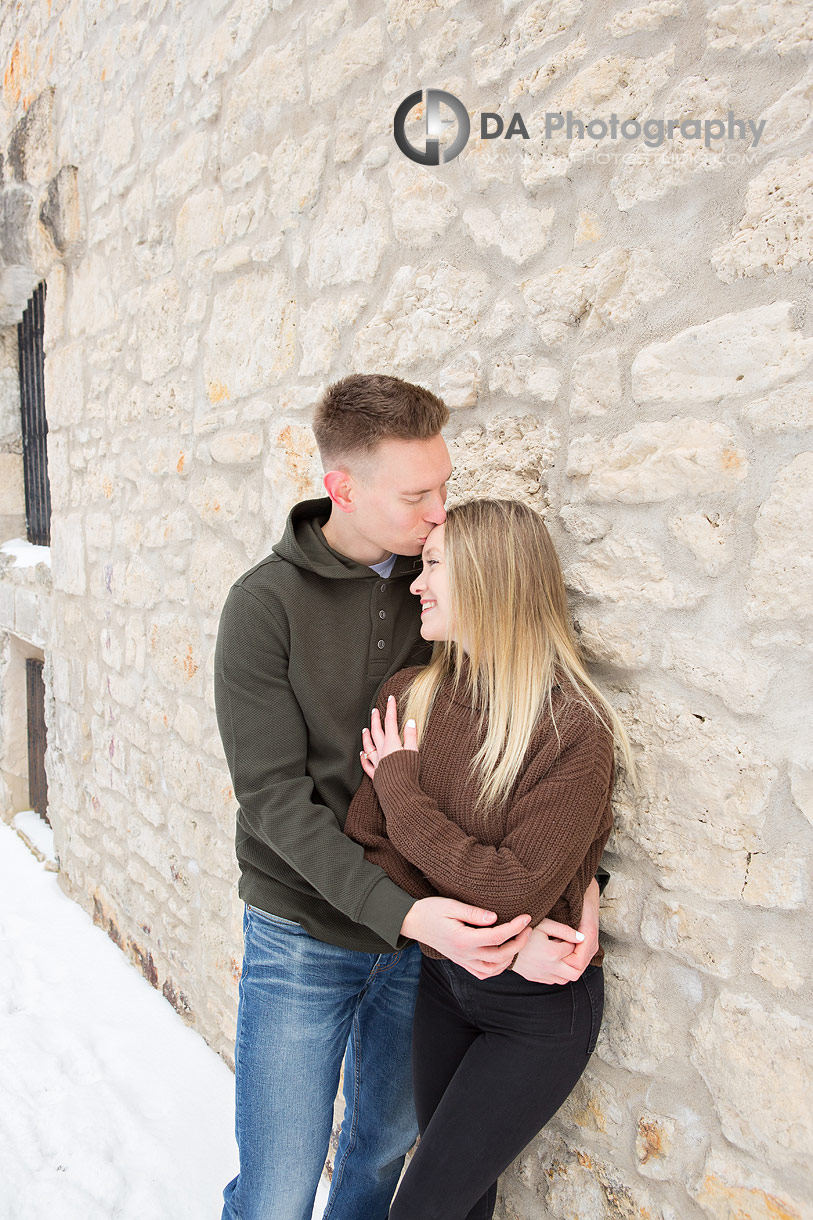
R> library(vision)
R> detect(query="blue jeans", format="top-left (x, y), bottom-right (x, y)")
top-left (221, 903), bottom-right (422, 1220)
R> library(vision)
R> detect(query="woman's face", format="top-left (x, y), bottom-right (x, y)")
top-left (409, 522), bottom-right (452, 642)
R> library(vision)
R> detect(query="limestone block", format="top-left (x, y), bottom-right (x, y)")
top-left (155, 132), bottom-right (208, 207)
top-left (472, 0), bottom-right (585, 85)
top-left (310, 17), bottom-right (384, 103)
top-left (742, 852), bottom-right (807, 909)
top-left (743, 381), bottom-right (813, 434)
top-left (707, 0), bottom-right (813, 55)
top-left (39, 166), bottom-right (81, 255)
top-left (0, 454), bottom-right (24, 515)
top-left (522, 247), bottom-right (672, 347)
top-left (599, 954), bottom-right (671, 1073)
top-left (691, 992), bottom-right (813, 1165)
top-left (488, 353), bottom-right (561, 403)
top-left (693, 1146), bottom-right (813, 1220)
top-left (69, 255), bottom-right (117, 340)
top-left (189, 535), bottom-right (245, 615)
top-left (44, 342), bottom-right (86, 430)
top-left (148, 613), bottom-right (203, 695)
top-left (608, 0), bottom-right (683, 36)
top-left (50, 515), bottom-right (86, 596)
top-left (575, 611), bottom-right (651, 667)
top-left (438, 351), bottom-right (482, 409)
top-left (352, 262), bottom-right (489, 372)
top-left (298, 294), bottom-right (366, 378)
top-left (712, 156), bottom-right (813, 282)
top-left (563, 1073), bottom-right (625, 1139)
top-left (640, 892), bottom-right (735, 977)
top-left (560, 46), bottom-right (675, 115)
top-left (99, 106), bottom-right (135, 176)
top-left (388, 161), bottom-right (458, 247)
top-left (268, 127), bottom-right (329, 228)
top-left (386, 0), bottom-right (461, 36)
top-left (790, 760), bottom-right (813, 828)
top-left (223, 39), bottom-right (306, 157)
top-left (204, 271), bottom-right (296, 401)
top-left (109, 558), bottom-right (161, 609)
top-left (558, 504), bottom-right (610, 543)
top-left (573, 209), bottom-right (603, 247)
top-left (661, 632), bottom-right (776, 713)
top-left (569, 349), bottom-right (621, 417)
top-left (188, 476), bottom-right (245, 526)
top-left (138, 279), bottom-right (182, 384)
top-left (141, 44), bottom-right (180, 129)
top-left (632, 303), bottom-right (813, 405)
top-left (635, 1110), bottom-right (677, 1180)
top-left (751, 942), bottom-right (805, 992)
top-left (141, 510), bottom-right (194, 549)
top-left (611, 689), bottom-right (775, 897)
top-left (668, 511), bottom-right (733, 577)
top-left (307, 173), bottom-right (388, 289)
top-left (567, 419), bottom-right (747, 503)
top-left (511, 34), bottom-right (588, 100)
top-left (447, 413), bottom-right (560, 510)
top-left (8, 87), bottom-right (55, 186)
top-left (510, 1133), bottom-right (668, 1220)
top-left (758, 64), bottom-right (813, 155)
top-left (747, 454), bottom-right (813, 622)
top-left (175, 188), bottom-right (224, 260)
top-left (566, 535), bottom-right (704, 608)
top-left (209, 432), bottom-right (263, 466)
top-left (162, 738), bottom-right (234, 817)
top-left (262, 422), bottom-right (323, 538)
top-left (609, 74), bottom-right (732, 210)
top-left (461, 202), bottom-right (555, 264)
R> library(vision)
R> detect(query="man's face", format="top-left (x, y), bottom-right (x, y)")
top-left (349, 434), bottom-right (452, 557)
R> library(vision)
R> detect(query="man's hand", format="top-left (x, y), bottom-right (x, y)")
top-left (401, 897), bottom-right (531, 980)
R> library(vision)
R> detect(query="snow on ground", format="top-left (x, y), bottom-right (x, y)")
top-left (0, 819), bottom-right (331, 1220)
top-left (0, 537), bottom-right (51, 568)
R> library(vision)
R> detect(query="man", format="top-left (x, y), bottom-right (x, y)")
top-left (214, 374), bottom-right (602, 1220)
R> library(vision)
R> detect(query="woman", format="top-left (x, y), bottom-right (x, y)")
top-left (344, 499), bottom-right (635, 1220)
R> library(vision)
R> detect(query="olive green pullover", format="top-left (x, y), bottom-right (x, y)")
top-left (214, 497), bottom-right (432, 952)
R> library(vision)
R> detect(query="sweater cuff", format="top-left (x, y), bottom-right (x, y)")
top-left (357, 873), bottom-right (416, 949)
top-left (372, 749), bottom-right (422, 807)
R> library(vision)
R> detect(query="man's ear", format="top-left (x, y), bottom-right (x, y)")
top-left (323, 468), bottom-right (355, 513)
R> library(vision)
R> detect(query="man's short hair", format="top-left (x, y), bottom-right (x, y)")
top-left (312, 374), bottom-right (450, 474)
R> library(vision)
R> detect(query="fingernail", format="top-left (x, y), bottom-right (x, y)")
top-left (406, 719), bottom-right (416, 727)
top-left (575, 932), bottom-right (585, 941)
top-left (388, 694), bottom-right (394, 701)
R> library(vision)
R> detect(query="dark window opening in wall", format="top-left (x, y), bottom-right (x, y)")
top-left (18, 281), bottom-right (51, 547)
top-left (26, 658), bottom-right (49, 825)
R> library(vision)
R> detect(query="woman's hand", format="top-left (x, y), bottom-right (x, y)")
top-left (360, 695), bottom-right (418, 779)
top-left (510, 919), bottom-right (587, 984)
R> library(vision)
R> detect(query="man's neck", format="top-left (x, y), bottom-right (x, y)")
top-left (320, 510), bottom-right (390, 567)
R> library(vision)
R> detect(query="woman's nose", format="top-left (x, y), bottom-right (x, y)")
top-left (410, 574), bottom-right (424, 595)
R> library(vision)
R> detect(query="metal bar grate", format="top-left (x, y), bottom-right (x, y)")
top-left (17, 281), bottom-right (51, 547)
top-left (26, 658), bottom-right (49, 824)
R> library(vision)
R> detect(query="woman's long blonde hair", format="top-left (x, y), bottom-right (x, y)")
top-left (401, 499), bottom-right (636, 821)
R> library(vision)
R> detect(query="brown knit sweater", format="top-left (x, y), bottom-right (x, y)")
top-left (344, 665), bottom-right (614, 966)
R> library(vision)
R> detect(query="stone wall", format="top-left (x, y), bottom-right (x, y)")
top-left (1, 1), bottom-right (811, 1216)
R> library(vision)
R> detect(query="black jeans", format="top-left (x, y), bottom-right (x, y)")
top-left (388, 956), bottom-right (604, 1220)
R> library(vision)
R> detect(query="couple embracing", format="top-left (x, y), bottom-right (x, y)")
top-left (214, 373), bottom-right (634, 1220)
